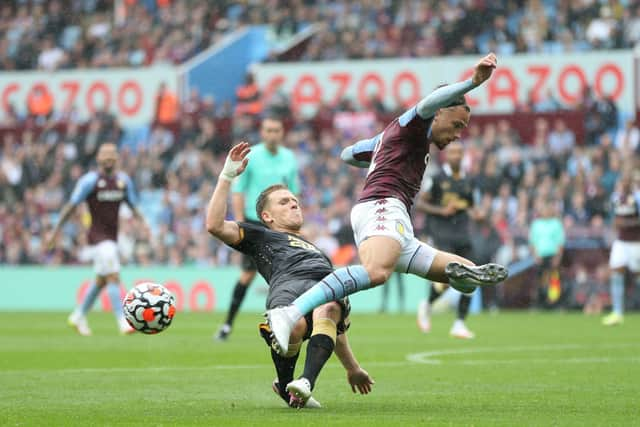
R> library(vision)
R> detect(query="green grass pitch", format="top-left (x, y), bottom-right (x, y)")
top-left (0, 311), bottom-right (638, 426)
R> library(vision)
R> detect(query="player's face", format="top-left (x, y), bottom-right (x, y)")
top-left (445, 141), bottom-right (464, 169)
top-left (430, 106), bottom-right (470, 150)
top-left (261, 119), bottom-right (284, 147)
top-left (97, 144), bottom-right (118, 174)
top-left (263, 189), bottom-right (303, 231)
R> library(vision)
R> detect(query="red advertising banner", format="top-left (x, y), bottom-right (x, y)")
top-left (0, 66), bottom-right (177, 126)
top-left (253, 52), bottom-right (633, 116)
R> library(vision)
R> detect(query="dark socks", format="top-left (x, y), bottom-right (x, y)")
top-left (302, 334), bottom-right (335, 390)
top-left (429, 283), bottom-right (444, 303)
top-left (457, 294), bottom-right (471, 320)
top-left (225, 281), bottom-right (249, 326)
top-left (271, 348), bottom-right (299, 396)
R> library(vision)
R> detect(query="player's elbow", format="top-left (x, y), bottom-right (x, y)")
top-left (340, 146), bottom-right (353, 163)
top-left (341, 146), bottom-right (370, 168)
top-left (205, 218), bottom-right (222, 237)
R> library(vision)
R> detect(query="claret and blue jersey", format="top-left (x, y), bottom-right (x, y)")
top-left (341, 79), bottom-right (477, 210)
top-left (69, 171), bottom-right (139, 244)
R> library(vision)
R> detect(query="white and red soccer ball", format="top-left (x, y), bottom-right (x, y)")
top-left (123, 282), bottom-right (176, 334)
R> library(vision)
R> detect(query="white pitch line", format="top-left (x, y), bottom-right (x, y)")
top-left (406, 343), bottom-right (640, 365)
top-left (457, 356), bottom-right (640, 365)
top-left (1, 343), bottom-right (638, 376)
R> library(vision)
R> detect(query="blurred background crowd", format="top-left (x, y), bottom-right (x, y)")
top-left (1, 0), bottom-right (639, 311)
top-left (2, 0), bottom-right (640, 71)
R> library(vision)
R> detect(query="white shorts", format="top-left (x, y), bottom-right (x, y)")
top-left (351, 197), bottom-right (437, 274)
top-left (609, 240), bottom-right (640, 272)
top-left (80, 240), bottom-right (121, 276)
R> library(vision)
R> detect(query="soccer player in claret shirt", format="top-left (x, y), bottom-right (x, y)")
top-left (46, 143), bottom-right (149, 336)
top-left (267, 53), bottom-right (509, 355)
top-left (206, 143), bottom-right (373, 408)
top-left (603, 169), bottom-right (640, 326)
top-left (214, 115), bottom-right (300, 342)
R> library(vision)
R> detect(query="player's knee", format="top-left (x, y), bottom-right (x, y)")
top-left (365, 266), bottom-right (393, 286)
top-left (239, 271), bottom-right (255, 285)
top-left (314, 301), bottom-right (342, 321)
top-left (290, 318), bottom-right (307, 343)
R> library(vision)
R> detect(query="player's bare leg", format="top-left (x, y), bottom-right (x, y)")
top-left (68, 275), bottom-right (107, 336)
top-left (603, 266), bottom-right (626, 326)
top-left (268, 237), bottom-right (506, 354)
top-left (358, 236), bottom-right (402, 285)
top-left (103, 272), bottom-right (134, 334)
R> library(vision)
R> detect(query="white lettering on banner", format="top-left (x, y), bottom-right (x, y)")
top-left (0, 66), bottom-right (177, 126)
top-left (254, 52), bottom-right (634, 116)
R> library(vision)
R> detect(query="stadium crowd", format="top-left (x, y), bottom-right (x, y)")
top-left (2, 0), bottom-right (640, 71)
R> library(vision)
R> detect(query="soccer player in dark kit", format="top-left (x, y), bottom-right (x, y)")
top-left (46, 143), bottom-right (148, 336)
top-left (206, 143), bottom-right (374, 408)
top-left (416, 141), bottom-right (478, 339)
top-left (267, 53), bottom-right (509, 355)
top-left (214, 115), bottom-right (300, 342)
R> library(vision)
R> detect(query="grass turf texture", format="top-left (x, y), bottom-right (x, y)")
top-left (0, 312), bottom-right (638, 426)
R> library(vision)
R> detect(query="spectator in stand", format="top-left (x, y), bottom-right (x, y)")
top-left (234, 72), bottom-right (262, 118)
top-left (154, 82), bottom-right (179, 126)
top-left (27, 86), bottom-right (54, 120)
top-left (548, 119), bottom-right (576, 158)
top-left (614, 119), bottom-right (640, 153)
top-left (565, 192), bottom-right (591, 227)
top-left (4, 0), bottom-right (640, 72)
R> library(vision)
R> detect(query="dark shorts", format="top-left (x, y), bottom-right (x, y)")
top-left (434, 237), bottom-right (474, 261)
top-left (267, 279), bottom-right (351, 337)
top-left (241, 252), bottom-right (257, 271)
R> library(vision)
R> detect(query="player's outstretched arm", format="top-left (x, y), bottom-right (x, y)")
top-left (205, 142), bottom-right (250, 245)
top-left (340, 135), bottom-right (380, 168)
top-left (416, 52), bottom-right (497, 119)
top-left (45, 171), bottom-right (98, 250)
top-left (334, 332), bottom-right (374, 394)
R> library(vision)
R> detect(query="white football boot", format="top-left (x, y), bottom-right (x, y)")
top-left (286, 378), bottom-right (314, 409)
top-left (265, 307), bottom-right (298, 355)
top-left (68, 312), bottom-right (92, 336)
top-left (118, 317), bottom-right (136, 335)
top-left (450, 319), bottom-right (475, 339)
top-left (272, 379), bottom-right (321, 409)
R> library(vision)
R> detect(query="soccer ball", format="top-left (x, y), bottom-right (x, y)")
top-left (123, 282), bottom-right (176, 334)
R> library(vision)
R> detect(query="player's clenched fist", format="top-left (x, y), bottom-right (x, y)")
top-left (220, 142), bottom-right (251, 181)
top-left (472, 52), bottom-right (497, 86)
